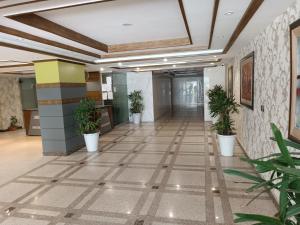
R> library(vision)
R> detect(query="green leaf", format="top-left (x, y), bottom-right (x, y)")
top-left (224, 169), bottom-right (265, 183)
top-left (286, 204), bottom-right (300, 218)
top-left (234, 213), bottom-right (282, 224)
top-left (241, 157), bottom-right (276, 173)
top-left (279, 175), bottom-right (289, 221)
top-left (270, 136), bottom-right (300, 150)
top-left (275, 165), bottom-right (300, 177)
top-left (271, 123), bottom-right (295, 167)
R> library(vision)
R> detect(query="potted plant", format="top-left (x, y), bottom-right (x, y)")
top-left (207, 85), bottom-right (224, 124)
top-left (211, 86), bottom-right (239, 156)
top-left (225, 123), bottom-right (300, 224)
top-left (8, 116), bottom-right (18, 131)
top-left (74, 98), bottom-right (101, 152)
top-left (128, 90), bottom-right (144, 125)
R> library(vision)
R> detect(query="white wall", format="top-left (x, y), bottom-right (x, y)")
top-left (203, 66), bottom-right (226, 121)
top-left (152, 74), bottom-right (172, 120)
top-left (127, 72), bottom-right (154, 122)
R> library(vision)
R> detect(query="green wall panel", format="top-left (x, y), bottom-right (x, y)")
top-left (112, 73), bottom-right (128, 125)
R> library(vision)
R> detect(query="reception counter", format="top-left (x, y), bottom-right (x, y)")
top-left (23, 105), bottom-right (113, 136)
top-left (23, 109), bottom-right (41, 136)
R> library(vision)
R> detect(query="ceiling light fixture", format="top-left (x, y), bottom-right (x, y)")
top-left (95, 49), bottom-right (223, 64)
top-left (172, 65), bottom-right (177, 68)
top-left (118, 62), bottom-right (123, 67)
top-left (126, 61), bottom-right (187, 68)
top-left (163, 58), bottom-right (168, 62)
top-left (224, 11), bottom-right (234, 16)
top-left (122, 23), bottom-right (133, 27)
top-left (100, 67), bottom-right (104, 72)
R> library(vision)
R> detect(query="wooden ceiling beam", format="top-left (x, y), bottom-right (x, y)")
top-left (223, 0), bottom-right (264, 53)
top-left (208, 0), bottom-right (219, 49)
top-left (102, 46), bottom-right (208, 59)
top-left (108, 38), bottom-right (191, 53)
top-left (0, 63), bottom-right (33, 68)
top-left (8, 13), bottom-right (109, 52)
top-left (0, 0), bottom-right (48, 10)
top-left (0, 25), bottom-right (100, 58)
top-left (0, 41), bottom-right (93, 64)
top-left (178, 0), bottom-right (193, 44)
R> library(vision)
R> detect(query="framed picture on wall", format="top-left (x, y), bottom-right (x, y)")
top-left (227, 65), bottom-right (234, 97)
top-left (240, 52), bottom-right (254, 109)
top-left (289, 19), bottom-right (300, 143)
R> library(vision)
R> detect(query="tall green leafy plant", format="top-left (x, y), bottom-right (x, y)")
top-left (208, 85), bottom-right (239, 135)
top-left (74, 98), bottom-right (101, 134)
top-left (224, 123), bottom-right (300, 225)
top-left (207, 85), bottom-right (225, 118)
top-left (128, 90), bottom-right (144, 114)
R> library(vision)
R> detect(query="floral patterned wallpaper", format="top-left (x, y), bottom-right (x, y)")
top-left (0, 77), bottom-right (23, 130)
top-left (233, 1), bottom-right (300, 161)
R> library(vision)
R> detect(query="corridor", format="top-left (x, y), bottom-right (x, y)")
top-left (0, 114), bottom-right (277, 225)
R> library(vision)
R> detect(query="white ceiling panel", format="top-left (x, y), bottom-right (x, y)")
top-left (0, 17), bottom-right (105, 54)
top-left (0, 33), bottom-right (97, 62)
top-left (230, 0), bottom-right (296, 53)
top-left (0, 46), bottom-right (54, 62)
top-left (37, 0), bottom-right (187, 45)
top-left (211, 0), bottom-right (251, 49)
top-left (183, 0), bottom-right (214, 46)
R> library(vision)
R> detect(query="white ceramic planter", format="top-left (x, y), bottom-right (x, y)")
top-left (132, 113), bottom-right (141, 124)
top-left (217, 134), bottom-right (235, 157)
top-left (83, 132), bottom-right (100, 152)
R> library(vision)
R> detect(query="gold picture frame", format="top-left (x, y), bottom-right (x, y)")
top-left (240, 52), bottom-right (254, 110)
top-left (227, 65), bottom-right (234, 97)
top-left (289, 19), bottom-right (300, 143)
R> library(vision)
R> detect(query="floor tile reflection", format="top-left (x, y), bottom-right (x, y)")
top-left (0, 111), bottom-right (277, 225)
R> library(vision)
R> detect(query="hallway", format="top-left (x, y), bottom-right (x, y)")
top-left (0, 114), bottom-right (277, 225)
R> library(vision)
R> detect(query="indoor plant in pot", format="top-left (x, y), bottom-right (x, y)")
top-left (128, 90), bottom-right (144, 125)
top-left (74, 98), bottom-right (101, 152)
top-left (211, 87), bottom-right (239, 156)
top-left (224, 123), bottom-right (300, 224)
top-left (207, 85), bottom-right (224, 124)
top-left (7, 116), bottom-right (19, 131)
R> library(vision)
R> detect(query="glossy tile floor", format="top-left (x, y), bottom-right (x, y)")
top-left (0, 111), bottom-right (277, 225)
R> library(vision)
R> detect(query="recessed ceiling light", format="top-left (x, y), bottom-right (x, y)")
top-left (224, 11), bottom-right (234, 16)
top-left (100, 67), bottom-right (104, 72)
top-left (122, 23), bottom-right (133, 26)
top-left (136, 67), bottom-right (140, 71)
top-left (118, 62), bottom-right (123, 67)
top-left (163, 58), bottom-right (168, 62)
top-left (210, 62), bottom-right (215, 65)
top-left (172, 65), bottom-right (177, 68)
top-left (213, 55), bottom-right (217, 58)
top-left (94, 49), bottom-right (223, 64)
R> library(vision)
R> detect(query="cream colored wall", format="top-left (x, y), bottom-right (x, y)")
top-left (0, 76), bottom-right (24, 130)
